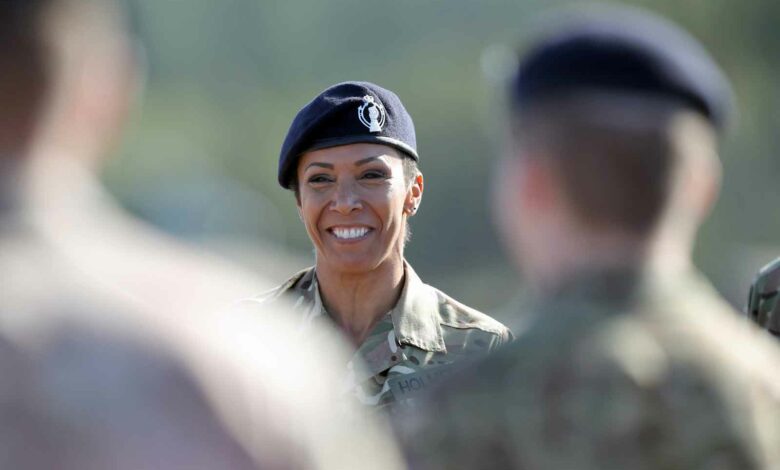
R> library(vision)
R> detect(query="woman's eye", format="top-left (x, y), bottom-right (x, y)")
top-left (308, 175), bottom-right (333, 184)
top-left (361, 170), bottom-right (387, 180)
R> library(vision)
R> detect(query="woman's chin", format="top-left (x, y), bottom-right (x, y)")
top-left (319, 252), bottom-right (384, 275)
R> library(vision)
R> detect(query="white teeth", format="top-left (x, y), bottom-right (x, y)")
top-left (332, 227), bottom-right (369, 239)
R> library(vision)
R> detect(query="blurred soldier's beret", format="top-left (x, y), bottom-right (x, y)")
top-left (278, 81), bottom-right (418, 189)
top-left (511, 6), bottom-right (733, 129)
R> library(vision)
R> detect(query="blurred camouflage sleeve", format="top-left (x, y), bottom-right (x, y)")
top-left (747, 257), bottom-right (780, 337)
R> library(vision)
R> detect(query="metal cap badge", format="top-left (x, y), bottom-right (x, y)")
top-left (358, 95), bottom-right (386, 133)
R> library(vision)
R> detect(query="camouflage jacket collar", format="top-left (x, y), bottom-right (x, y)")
top-left (542, 264), bottom-right (643, 309)
top-left (389, 262), bottom-right (447, 353)
top-left (304, 261), bottom-right (447, 354)
top-left (529, 266), bottom-right (719, 325)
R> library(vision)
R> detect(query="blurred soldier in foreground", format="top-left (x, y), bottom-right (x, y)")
top-left (401, 5), bottom-right (780, 469)
top-left (8, 0), bottom-right (268, 320)
top-left (0, 300), bottom-right (403, 469)
top-left (747, 258), bottom-right (780, 337)
top-left (0, 0), bottom-right (403, 468)
top-left (0, 314), bottom-right (259, 470)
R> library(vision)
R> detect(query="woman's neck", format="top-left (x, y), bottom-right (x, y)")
top-left (315, 256), bottom-right (405, 346)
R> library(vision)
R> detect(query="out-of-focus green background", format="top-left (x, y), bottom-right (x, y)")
top-left (104, 0), bottom-right (780, 317)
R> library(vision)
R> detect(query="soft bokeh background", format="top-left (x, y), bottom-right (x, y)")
top-left (103, 0), bottom-right (780, 320)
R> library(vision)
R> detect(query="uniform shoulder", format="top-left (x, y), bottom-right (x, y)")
top-left (251, 267), bottom-right (313, 304)
top-left (432, 287), bottom-right (513, 343)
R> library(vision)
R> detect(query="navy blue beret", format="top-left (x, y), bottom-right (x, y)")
top-left (511, 6), bottom-right (733, 129)
top-left (278, 81), bottom-right (418, 189)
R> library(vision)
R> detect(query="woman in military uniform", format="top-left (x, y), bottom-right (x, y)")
top-left (256, 81), bottom-right (512, 411)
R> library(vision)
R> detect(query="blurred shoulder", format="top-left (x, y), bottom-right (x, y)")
top-left (404, 308), bottom-right (780, 469)
top-left (636, 277), bottom-right (780, 388)
top-left (432, 286), bottom-right (514, 348)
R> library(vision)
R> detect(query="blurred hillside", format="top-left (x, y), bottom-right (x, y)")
top-left (102, 0), bottom-right (780, 316)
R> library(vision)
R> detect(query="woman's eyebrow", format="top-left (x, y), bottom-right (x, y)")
top-left (305, 162), bottom-right (334, 170)
top-left (354, 155), bottom-right (386, 166)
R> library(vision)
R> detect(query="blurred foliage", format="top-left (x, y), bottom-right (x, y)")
top-left (103, 0), bottom-right (780, 313)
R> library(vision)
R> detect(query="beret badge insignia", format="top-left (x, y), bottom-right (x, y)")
top-left (358, 95), bottom-right (386, 133)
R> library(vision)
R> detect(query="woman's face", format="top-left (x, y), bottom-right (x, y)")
top-left (296, 143), bottom-right (422, 274)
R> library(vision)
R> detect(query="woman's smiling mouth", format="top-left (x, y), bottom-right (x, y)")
top-left (328, 226), bottom-right (373, 241)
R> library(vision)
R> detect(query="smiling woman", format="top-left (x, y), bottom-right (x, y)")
top-left (247, 81), bottom-right (512, 412)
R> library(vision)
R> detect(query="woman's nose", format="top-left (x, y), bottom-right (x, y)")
top-left (330, 181), bottom-right (362, 214)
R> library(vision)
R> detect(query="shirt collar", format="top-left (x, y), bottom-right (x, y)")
top-left (308, 261), bottom-right (446, 353)
top-left (390, 262), bottom-right (446, 353)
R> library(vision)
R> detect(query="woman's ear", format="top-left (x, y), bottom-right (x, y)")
top-left (406, 172), bottom-right (424, 215)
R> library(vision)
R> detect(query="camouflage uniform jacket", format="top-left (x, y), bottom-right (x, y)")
top-left (401, 267), bottom-right (780, 469)
top-left (253, 262), bottom-right (513, 412)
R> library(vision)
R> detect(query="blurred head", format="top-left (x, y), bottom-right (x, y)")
top-left (497, 93), bottom-right (719, 270)
top-left (0, 1), bottom-right (49, 161)
top-left (295, 143), bottom-right (423, 274)
top-left (0, 0), bottom-right (139, 169)
top-left (495, 6), bottom-right (730, 285)
top-left (35, 0), bottom-right (139, 167)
